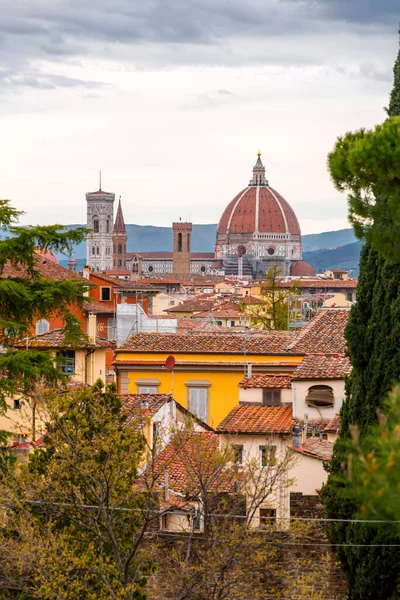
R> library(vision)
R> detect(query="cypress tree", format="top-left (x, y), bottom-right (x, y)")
top-left (321, 43), bottom-right (400, 600)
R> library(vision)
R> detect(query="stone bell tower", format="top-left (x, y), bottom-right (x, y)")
top-left (172, 220), bottom-right (192, 276)
top-left (86, 173), bottom-right (115, 271)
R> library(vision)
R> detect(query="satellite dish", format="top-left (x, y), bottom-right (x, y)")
top-left (165, 356), bottom-right (176, 371)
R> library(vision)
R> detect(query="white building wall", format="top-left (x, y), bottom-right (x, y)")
top-left (292, 379), bottom-right (345, 421)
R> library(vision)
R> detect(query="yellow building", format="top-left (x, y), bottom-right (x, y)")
top-left (114, 331), bottom-right (302, 429)
top-left (5, 323), bottom-right (114, 443)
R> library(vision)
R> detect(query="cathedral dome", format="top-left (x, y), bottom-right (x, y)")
top-left (217, 153), bottom-right (301, 237)
top-left (290, 260), bottom-right (315, 277)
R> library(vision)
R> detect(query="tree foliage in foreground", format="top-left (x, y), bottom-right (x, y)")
top-left (0, 382), bottom-right (158, 600)
top-left (148, 429), bottom-right (295, 600)
top-left (0, 200), bottom-right (88, 416)
top-left (321, 45), bottom-right (400, 600)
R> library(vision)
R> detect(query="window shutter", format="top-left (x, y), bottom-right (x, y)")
top-left (189, 388), bottom-right (208, 422)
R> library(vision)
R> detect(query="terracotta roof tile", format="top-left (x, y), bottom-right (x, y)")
top-left (278, 279), bottom-right (357, 289)
top-left (13, 327), bottom-right (115, 349)
top-left (323, 413), bottom-right (341, 433)
top-left (287, 309), bottom-right (350, 354)
top-left (292, 353), bottom-right (352, 379)
top-left (118, 331), bottom-right (297, 355)
top-left (293, 438), bottom-right (334, 461)
top-left (217, 405), bottom-right (293, 434)
top-left (83, 300), bottom-right (115, 315)
top-left (1, 252), bottom-right (88, 283)
top-left (239, 374), bottom-right (292, 389)
top-left (143, 432), bottom-right (226, 496)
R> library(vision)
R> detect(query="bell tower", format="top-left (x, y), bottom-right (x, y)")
top-left (112, 197), bottom-right (127, 269)
top-left (86, 173), bottom-right (115, 271)
top-left (172, 220), bottom-right (192, 276)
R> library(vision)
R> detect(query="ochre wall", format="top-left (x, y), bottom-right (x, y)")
top-left (117, 352), bottom-right (302, 429)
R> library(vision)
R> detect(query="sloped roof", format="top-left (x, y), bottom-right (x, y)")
top-left (1, 252), bottom-right (88, 283)
top-left (118, 330), bottom-right (297, 355)
top-left (292, 353), bottom-right (352, 380)
top-left (293, 438), bottom-right (334, 461)
top-left (217, 405), bottom-right (293, 434)
top-left (239, 374), bottom-right (292, 389)
top-left (121, 393), bottom-right (213, 431)
top-left (287, 309), bottom-right (350, 354)
top-left (113, 198), bottom-right (126, 234)
top-left (83, 300), bottom-right (115, 315)
top-left (323, 413), bottom-right (341, 434)
top-left (13, 327), bottom-right (114, 349)
top-left (143, 432), bottom-right (229, 496)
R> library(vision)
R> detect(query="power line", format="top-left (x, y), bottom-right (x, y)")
top-left (9, 499), bottom-right (400, 525)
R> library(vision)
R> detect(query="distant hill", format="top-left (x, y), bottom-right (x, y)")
top-left (302, 228), bottom-right (357, 251)
top-left (303, 241), bottom-right (362, 277)
top-left (55, 224), bottom-right (357, 261)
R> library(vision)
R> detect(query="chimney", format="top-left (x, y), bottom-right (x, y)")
top-left (88, 313), bottom-right (97, 343)
top-left (246, 362), bottom-right (253, 378)
top-left (292, 424), bottom-right (302, 448)
top-left (83, 265), bottom-right (91, 280)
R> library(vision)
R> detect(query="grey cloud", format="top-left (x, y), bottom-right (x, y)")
top-left (0, 0), bottom-right (397, 93)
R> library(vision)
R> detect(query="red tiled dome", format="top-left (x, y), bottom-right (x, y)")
top-left (290, 260), bottom-right (315, 277)
top-left (217, 186), bottom-right (301, 236)
top-left (217, 153), bottom-right (301, 236)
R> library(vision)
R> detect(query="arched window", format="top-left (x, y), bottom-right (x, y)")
top-left (118, 244), bottom-right (122, 255)
top-left (305, 385), bottom-right (334, 408)
top-left (118, 259), bottom-right (122, 267)
top-left (93, 217), bottom-right (99, 233)
top-left (106, 218), bottom-right (110, 233)
top-left (96, 246), bottom-right (100, 255)
top-left (178, 232), bottom-right (182, 252)
top-left (36, 319), bottom-right (50, 335)
top-left (92, 246), bottom-right (95, 255)
top-left (187, 232), bottom-right (191, 251)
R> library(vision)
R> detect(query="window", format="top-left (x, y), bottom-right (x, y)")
top-left (118, 244), bottom-right (122, 255)
top-left (57, 351), bottom-right (75, 374)
top-left (96, 246), bottom-right (100, 255)
top-left (177, 232), bottom-right (183, 252)
top-left (118, 260), bottom-right (122, 267)
top-left (347, 292), bottom-right (353, 302)
top-left (267, 247), bottom-right (275, 256)
top-left (259, 508), bottom-right (276, 527)
top-left (13, 399), bottom-right (20, 410)
top-left (100, 287), bottom-right (111, 301)
top-left (233, 444), bottom-right (243, 465)
top-left (230, 320), bottom-right (235, 327)
top-left (192, 508), bottom-right (202, 531)
top-left (188, 388), bottom-right (208, 422)
top-left (106, 218), bottom-right (110, 233)
top-left (262, 389), bottom-right (281, 406)
top-left (187, 232), bottom-right (191, 251)
top-left (36, 319), bottom-right (49, 335)
top-left (306, 385), bottom-right (334, 408)
top-left (259, 445), bottom-right (276, 467)
top-left (107, 317), bottom-right (116, 340)
top-left (93, 217), bottom-right (99, 233)
top-left (92, 246), bottom-right (95, 255)
top-left (216, 320), bottom-right (223, 326)
top-left (139, 386), bottom-right (158, 394)
top-left (148, 265), bottom-right (154, 272)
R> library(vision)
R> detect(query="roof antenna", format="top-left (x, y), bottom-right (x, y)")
top-left (99, 170), bottom-right (102, 191)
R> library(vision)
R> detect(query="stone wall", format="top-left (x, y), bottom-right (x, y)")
top-left (145, 493), bottom-right (347, 600)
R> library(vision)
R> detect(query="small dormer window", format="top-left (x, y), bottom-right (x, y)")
top-left (263, 389), bottom-right (281, 406)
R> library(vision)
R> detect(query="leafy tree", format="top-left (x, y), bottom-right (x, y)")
top-left (320, 43), bottom-right (400, 600)
top-left (149, 428), bottom-right (295, 600)
top-left (0, 382), bottom-right (158, 600)
top-left (240, 265), bottom-right (299, 330)
top-left (0, 200), bottom-right (88, 419)
top-left (348, 387), bottom-right (400, 524)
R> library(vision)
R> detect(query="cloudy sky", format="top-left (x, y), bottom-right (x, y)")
top-left (0, 0), bottom-right (398, 233)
